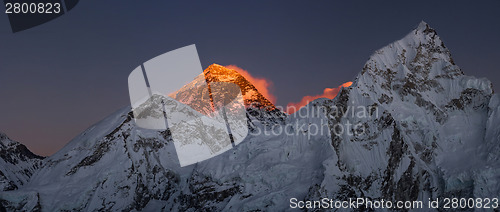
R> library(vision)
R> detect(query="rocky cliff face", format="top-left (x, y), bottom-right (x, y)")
top-left (0, 22), bottom-right (498, 211)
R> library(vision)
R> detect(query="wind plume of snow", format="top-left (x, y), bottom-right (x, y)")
top-left (225, 65), bottom-right (277, 104)
top-left (286, 82), bottom-right (352, 114)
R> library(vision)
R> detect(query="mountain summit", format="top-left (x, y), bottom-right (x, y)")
top-left (169, 64), bottom-right (277, 111)
top-left (204, 64), bottom-right (277, 110)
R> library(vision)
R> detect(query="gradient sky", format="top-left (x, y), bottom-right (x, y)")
top-left (0, 0), bottom-right (499, 156)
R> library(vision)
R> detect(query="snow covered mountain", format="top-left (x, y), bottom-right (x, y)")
top-left (306, 21), bottom-right (500, 208)
top-left (171, 64), bottom-right (286, 128)
top-left (0, 132), bottom-right (43, 192)
top-left (0, 22), bottom-right (498, 211)
top-left (0, 65), bottom-right (292, 211)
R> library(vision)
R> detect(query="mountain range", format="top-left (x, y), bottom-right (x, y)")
top-left (0, 22), bottom-right (498, 211)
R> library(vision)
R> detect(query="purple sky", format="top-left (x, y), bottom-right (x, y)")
top-left (0, 1), bottom-right (499, 156)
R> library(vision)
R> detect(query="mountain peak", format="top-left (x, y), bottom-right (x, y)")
top-left (355, 21), bottom-right (491, 111)
top-left (393, 21), bottom-right (438, 47)
top-left (416, 21), bottom-right (430, 31)
top-left (203, 64), bottom-right (277, 110)
top-left (0, 131), bottom-right (13, 146)
top-left (0, 132), bottom-right (44, 192)
top-left (358, 21), bottom-right (455, 78)
top-left (204, 63), bottom-right (235, 74)
top-left (0, 131), bottom-right (7, 139)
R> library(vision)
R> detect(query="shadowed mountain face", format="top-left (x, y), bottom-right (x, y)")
top-left (0, 22), bottom-right (499, 211)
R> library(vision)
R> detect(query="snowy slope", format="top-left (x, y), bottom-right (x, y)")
top-left (0, 132), bottom-right (44, 192)
top-left (0, 22), bottom-right (498, 211)
top-left (0, 103), bottom-right (331, 211)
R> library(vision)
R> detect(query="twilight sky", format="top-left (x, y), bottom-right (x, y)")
top-left (0, 0), bottom-right (499, 156)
